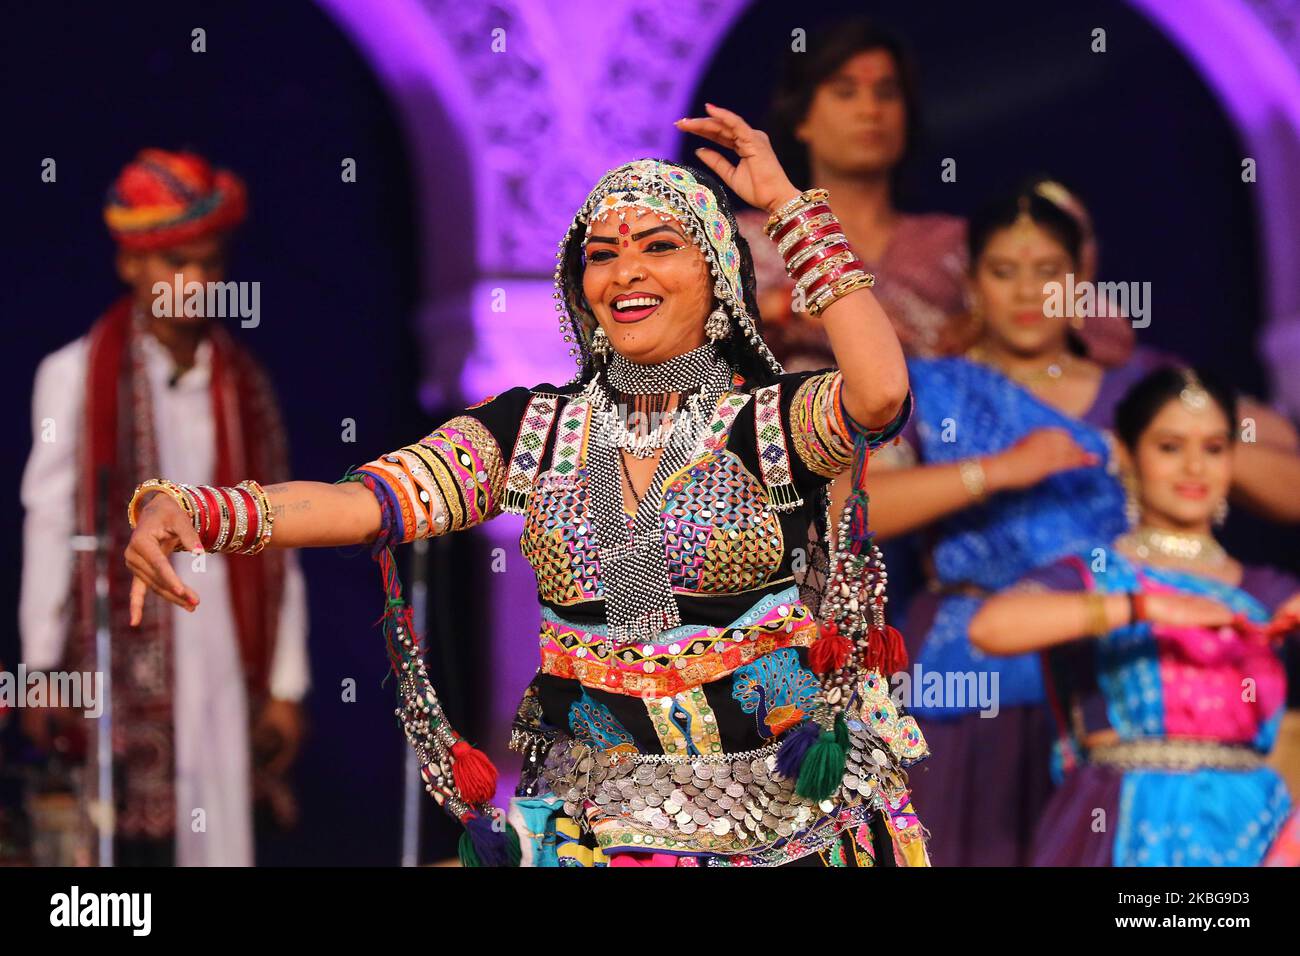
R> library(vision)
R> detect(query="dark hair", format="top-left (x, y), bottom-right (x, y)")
top-left (967, 176), bottom-right (1086, 267)
top-left (766, 18), bottom-right (921, 194)
top-left (1114, 365), bottom-right (1238, 451)
top-left (559, 159), bottom-right (776, 388)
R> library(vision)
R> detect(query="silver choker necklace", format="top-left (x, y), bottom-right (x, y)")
top-left (588, 344), bottom-right (733, 459)
top-left (606, 343), bottom-right (727, 394)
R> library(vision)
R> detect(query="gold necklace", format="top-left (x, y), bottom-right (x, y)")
top-left (1118, 526), bottom-right (1228, 566)
top-left (967, 344), bottom-right (1072, 385)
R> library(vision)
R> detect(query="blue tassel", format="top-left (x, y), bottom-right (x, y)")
top-left (460, 813), bottom-right (521, 867)
top-left (775, 720), bottom-right (821, 778)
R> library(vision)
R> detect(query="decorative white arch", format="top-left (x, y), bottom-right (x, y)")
top-left (1128, 0), bottom-right (1300, 415)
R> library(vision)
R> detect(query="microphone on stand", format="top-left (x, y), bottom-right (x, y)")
top-left (400, 538), bottom-right (429, 867)
top-left (89, 467), bottom-right (115, 866)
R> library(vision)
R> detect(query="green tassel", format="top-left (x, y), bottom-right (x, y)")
top-left (458, 829), bottom-right (480, 868)
top-left (457, 821), bottom-right (523, 867)
top-left (795, 721), bottom-right (848, 801)
top-left (833, 713), bottom-right (849, 749)
top-left (504, 824), bottom-right (522, 866)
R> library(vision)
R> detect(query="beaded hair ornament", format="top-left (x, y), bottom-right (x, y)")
top-left (551, 158), bottom-right (784, 382)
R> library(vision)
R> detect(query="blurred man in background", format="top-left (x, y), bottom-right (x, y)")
top-left (19, 149), bottom-right (309, 865)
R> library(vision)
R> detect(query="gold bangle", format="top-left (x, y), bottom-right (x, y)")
top-left (211, 490), bottom-right (233, 551)
top-left (794, 249), bottom-right (858, 299)
top-left (764, 188), bottom-right (831, 238)
top-left (957, 457), bottom-right (988, 502)
top-left (1082, 592), bottom-right (1111, 637)
top-left (806, 270), bottom-right (877, 317)
top-left (239, 479), bottom-right (275, 554)
top-left (227, 487), bottom-right (250, 553)
top-left (127, 479), bottom-right (198, 530)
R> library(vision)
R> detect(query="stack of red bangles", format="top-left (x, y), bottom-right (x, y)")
top-left (127, 478), bottom-right (275, 555)
top-left (764, 188), bottom-right (875, 317)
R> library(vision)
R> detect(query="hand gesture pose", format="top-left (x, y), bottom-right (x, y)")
top-left (675, 103), bottom-right (801, 214)
top-left (985, 427), bottom-right (1101, 493)
top-left (124, 494), bottom-right (203, 624)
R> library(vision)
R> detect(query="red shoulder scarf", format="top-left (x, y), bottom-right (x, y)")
top-left (68, 296), bottom-right (288, 838)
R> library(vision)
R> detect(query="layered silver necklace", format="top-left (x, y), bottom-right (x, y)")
top-left (582, 343), bottom-right (735, 646)
top-left (592, 344), bottom-right (724, 457)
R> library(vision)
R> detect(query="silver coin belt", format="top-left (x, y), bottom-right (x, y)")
top-left (532, 716), bottom-right (911, 858)
top-left (702, 803), bottom-right (875, 866)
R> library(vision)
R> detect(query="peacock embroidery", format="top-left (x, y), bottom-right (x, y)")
top-left (730, 647), bottom-right (820, 738)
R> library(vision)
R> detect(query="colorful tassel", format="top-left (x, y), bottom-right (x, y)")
top-left (775, 720), bottom-right (821, 779)
top-left (795, 721), bottom-right (848, 801)
top-left (845, 489), bottom-right (872, 554)
top-left (809, 621), bottom-right (853, 674)
top-left (340, 467), bottom-right (512, 855)
top-left (457, 829), bottom-right (480, 868)
top-left (451, 739), bottom-right (499, 805)
top-left (866, 622), bottom-right (909, 676)
top-left (844, 431), bottom-right (873, 555)
top-left (458, 813), bottom-right (521, 867)
top-left (833, 712), bottom-right (849, 750)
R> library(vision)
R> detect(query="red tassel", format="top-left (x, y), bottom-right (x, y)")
top-left (809, 624), bottom-right (853, 674)
top-left (866, 625), bottom-right (909, 676)
top-left (450, 739), bottom-right (499, 804)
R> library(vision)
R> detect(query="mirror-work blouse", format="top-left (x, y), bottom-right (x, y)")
top-left (353, 368), bottom-right (931, 866)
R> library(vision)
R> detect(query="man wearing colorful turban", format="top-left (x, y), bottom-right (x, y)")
top-left (19, 148), bottom-right (310, 866)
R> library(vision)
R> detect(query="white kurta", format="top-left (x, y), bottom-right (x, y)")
top-left (19, 330), bottom-right (310, 867)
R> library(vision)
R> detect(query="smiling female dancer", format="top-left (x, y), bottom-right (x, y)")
top-left (123, 105), bottom-right (931, 867)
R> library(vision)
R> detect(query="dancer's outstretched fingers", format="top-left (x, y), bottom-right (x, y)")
top-left (141, 532), bottom-right (190, 600)
top-left (130, 575), bottom-right (147, 627)
top-left (674, 116), bottom-right (735, 149)
top-left (125, 549), bottom-right (193, 612)
top-left (703, 102), bottom-right (752, 135)
top-left (692, 146), bottom-right (737, 185)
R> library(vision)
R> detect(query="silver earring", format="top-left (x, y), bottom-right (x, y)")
top-left (591, 327), bottom-right (611, 358)
top-left (1213, 497), bottom-right (1229, 527)
top-left (705, 306), bottom-right (731, 343)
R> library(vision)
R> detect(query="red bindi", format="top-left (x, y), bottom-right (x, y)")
top-left (618, 223), bottom-right (629, 235)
